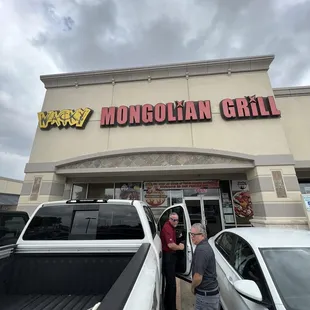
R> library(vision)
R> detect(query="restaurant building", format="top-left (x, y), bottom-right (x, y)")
top-left (17, 54), bottom-right (310, 234)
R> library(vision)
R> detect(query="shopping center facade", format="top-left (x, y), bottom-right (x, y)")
top-left (17, 54), bottom-right (310, 233)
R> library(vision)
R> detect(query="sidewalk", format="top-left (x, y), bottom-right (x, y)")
top-left (176, 278), bottom-right (195, 310)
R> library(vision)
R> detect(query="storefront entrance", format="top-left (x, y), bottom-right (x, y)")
top-left (184, 197), bottom-right (224, 238)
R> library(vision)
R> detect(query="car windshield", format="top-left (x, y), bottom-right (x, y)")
top-left (261, 247), bottom-right (310, 310)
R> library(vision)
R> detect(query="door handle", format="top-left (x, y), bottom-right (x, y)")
top-left (227, 276), bottom-right (234, 285)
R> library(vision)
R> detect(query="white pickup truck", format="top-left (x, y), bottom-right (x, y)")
top-left (0, 199), bottom-right (195, 310)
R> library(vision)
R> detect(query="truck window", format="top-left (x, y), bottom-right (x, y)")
top-left (143, 205), bottom-right (157, 237)
top-left (0, 214), bottom-right (28, 245)
top-left (23, 203), bottom-right (144, 240)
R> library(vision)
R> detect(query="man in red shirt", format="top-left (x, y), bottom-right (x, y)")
top-left (160, 212), bottom-right (184, 310)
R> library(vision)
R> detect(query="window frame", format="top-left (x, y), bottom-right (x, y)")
top-left (214, 231), bottom-right (237, 264)
top-left (143, 204), bottom-right (157, 238)
top-left (231, 235), bottom-right (275, 307)
top-left (22, 203), bottom-right (145, 241)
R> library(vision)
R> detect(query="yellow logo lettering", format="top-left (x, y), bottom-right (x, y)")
top-left (38, 108), bottom-right (93, 130)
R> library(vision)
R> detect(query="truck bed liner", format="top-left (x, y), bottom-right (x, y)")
top-left (0, 294), bottom-right (103, 310)
top-left (0, 252), bottom-right (135, 310)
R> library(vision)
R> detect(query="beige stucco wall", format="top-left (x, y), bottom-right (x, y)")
top-left (0, 177), bottom-right (22, 195)
top-left (29, 71), bottom-right (290, 164)
top-left (276, 95), bottom-right (310, 161)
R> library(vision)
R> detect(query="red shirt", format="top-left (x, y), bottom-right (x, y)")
top-left (160, 220), bottom-right (176, 252)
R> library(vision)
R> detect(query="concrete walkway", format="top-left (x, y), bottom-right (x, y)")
top-left (170, 278), bottom-right (196, 310)
top-left (179, 279), bottom-right (195, 310)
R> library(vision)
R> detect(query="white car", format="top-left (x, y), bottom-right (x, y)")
top-left (208, 227), bottom-right (310, 310)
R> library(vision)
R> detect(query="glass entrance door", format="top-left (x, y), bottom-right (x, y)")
top-left (184, 197), bottom-right (223, 238)
top-left (202, 199), bottom-right (222, 238)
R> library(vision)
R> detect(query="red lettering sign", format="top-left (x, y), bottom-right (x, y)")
top-left (220, 96), bottom-right (281, 120)
top-left (198, 101), bottom-right (212, 120)
top-left (100, 100), bottom-right (212, 127)
top-left (220, 99), bottom-right (236, 119)
top-left (117, 106), bottom-right (128, 125)
top-left (100, 107), bottom-right (116, 126)
top-left (154, 103), bottom-right (166, 123)
top-left (236, 98), bottom-right (250, 117)
top-left (268, 96), bottom-right (281, 116)
top-left (166, 102), bottom-right (176, 122)
top-left (129, 105), bottom-right (141, 125)
top-left (185, 101), bottom-right (198, 121)
top-left (100, 95), bottom-right (280, 127)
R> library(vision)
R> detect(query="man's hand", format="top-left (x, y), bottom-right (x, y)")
top-left (178, 243), bottom-right (184, 250)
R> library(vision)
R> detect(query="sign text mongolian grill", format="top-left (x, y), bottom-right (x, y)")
top-left (37, 95), bottom-right (281, 130)
top-left (100, 100), bottom-right (212, 127)
top-left (100, 95), bottom-right (280, 128)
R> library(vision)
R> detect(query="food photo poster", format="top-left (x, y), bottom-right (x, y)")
top-left (231, 180), bottom-right (253, 225)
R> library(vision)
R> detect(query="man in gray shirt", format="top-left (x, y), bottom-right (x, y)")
top-left (190, 223), bottom-right (220, 310)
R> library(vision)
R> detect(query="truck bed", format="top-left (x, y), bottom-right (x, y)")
top-left (0, 251), bottom-right (135, 310)
top-left (1, 294), bottom-right (104, 310)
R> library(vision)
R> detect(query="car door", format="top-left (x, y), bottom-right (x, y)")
top-left (228, 236), bottom-right (275, 310)
top-left (212, 231), bottom-right (238, 310)
top-left (158, 203), bottom-right (193, 282)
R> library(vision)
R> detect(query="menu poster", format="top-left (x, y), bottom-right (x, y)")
top-left (231, 180), bottom-right (253, 225)
top-left (118, 183), bottom-right (141, 200)
top-left (144, 187), bottom-right (169, 207)
top-left (221, 192), bottom-right (235, 224)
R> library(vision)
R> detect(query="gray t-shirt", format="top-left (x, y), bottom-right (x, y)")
top-left (192, 238), bottom-right (218, 291)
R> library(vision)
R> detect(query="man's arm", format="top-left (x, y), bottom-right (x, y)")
top-left (191, 249), bottom-right (208, 294)
top-left (168, 242), bottom-right (184, 251)
top-left (163, 228), bottom-right (184, 251)
top-left (191, 273), bottom-right (203, 294)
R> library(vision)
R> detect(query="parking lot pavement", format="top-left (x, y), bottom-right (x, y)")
top-left (179, 279), bottom-right (195, 310)
top-left (176, 278), bottom-right (181, 309)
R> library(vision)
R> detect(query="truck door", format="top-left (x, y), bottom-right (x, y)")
top-left (158, 203), bottom-right (193, 282)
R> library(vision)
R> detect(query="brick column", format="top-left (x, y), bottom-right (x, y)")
top-left (247, 165), bottom-right (308, 229)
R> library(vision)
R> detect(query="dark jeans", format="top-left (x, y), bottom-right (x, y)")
top-left (162, 252), bottom-right (177, 310)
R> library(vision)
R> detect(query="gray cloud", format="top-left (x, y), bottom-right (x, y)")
top-left (1, 0), bottom-right (310, 180)
top-left (29, 0), bottom-right (310, 86)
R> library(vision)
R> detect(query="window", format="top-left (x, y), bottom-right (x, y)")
top-left (143, 205), bottom-right (157, 237)
top-left (87, 183), bottom-right (114, 199)
top-left (158, 209), bottom-right (170, 232)
top-left (115, 183), bottom-right (141, 200)
top-left (23, 205), bottom-right (73, 240)
top-left (184, 200), bottom-right (202, 225)
top-left (233, 237), bottom-right (271, 304)
top-left (71, 184), bottom-right (87, 199)
top-left (183, 188), bottom-right (219, 197)
top-left (299, 182), bottom-right (310, 194)
top-left (0, 214), bottom-right (28, 245)
top-left (71, 210), bottom-right (99, 236)
top-left (170, 190), bottom-right (183, 205)
top-left (261, 247), bottom-right (310, 310)
top-left (23, 203), bottom-right (144, 240)
top-left (97, 204), bottom-right (144, 240)
top-left (171, 206), bottom-right (185, 229)
top-left (215, 232), bottom-right (235, 261)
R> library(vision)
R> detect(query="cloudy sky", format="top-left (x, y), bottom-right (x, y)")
top-left (0, 0), bottom-right (310, 181)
